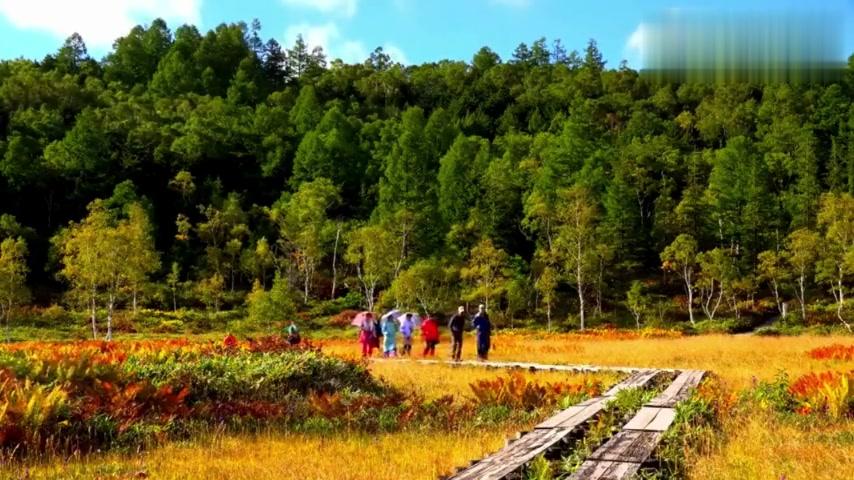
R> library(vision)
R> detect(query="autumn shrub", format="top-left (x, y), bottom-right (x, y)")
top-left (0, 339), bottom-right (387, 455)
top-left (787, 370), bottom-right (854, 417)
top-left (328, 309), bottom-right (360, 328)
top-left (135, 350), bottom-right (384, 404)
top-left (468, 372), bottom-right (602, 410)
top-left (808, 344), bottom-right (854, 361)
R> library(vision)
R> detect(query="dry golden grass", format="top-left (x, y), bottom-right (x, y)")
top-left (688, 411), bottom-right (854, 480)
top-left (367, 360), bottom-right (624, 400)
top-left (16, 332), bottom-right (854, 480)
top-left (321, 333), bottom-right (854, 388)
top-left (19, 428), bottom-right (529, 480)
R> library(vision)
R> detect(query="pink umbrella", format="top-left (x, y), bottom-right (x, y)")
top-left (350, 311), bottom-right (375, 327)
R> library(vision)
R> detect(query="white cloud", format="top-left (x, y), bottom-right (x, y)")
top-left (280, 0), bottom-right (358, 18)
top-left (626, 23), bottom-right (650, 60)
top-left (489, 0), bottom-right (532, 7)
top-left (382, 43), bottom-right (408, 65)
top-left (284, 22), bottom-right (408, 65)
top-left (0, 0), bottom-right (202, 50)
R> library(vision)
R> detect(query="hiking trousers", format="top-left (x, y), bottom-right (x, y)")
top-left (451, 333), bottom-right (463, 361)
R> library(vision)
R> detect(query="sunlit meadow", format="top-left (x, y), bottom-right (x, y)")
top-left (4, 330), bottom-right (854, 479)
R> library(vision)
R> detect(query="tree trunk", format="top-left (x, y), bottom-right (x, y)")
top-left (90, 292), bottom-right (98, 340)
top-left (546, 301), bottom-right (551, 332)
top-left (331, 223), bottom-right (341, 299)
top-left (4, 310), bottom-right (9, 344)
top-left (798, 275), bottom-right (807, 321)
top-left (132, 289), bottom-right (138, 316)
top-left (172, 290), bottom-right (177, 312)
top-left (303, 267), bottom-right (310, 304)
top-left (835, 270), bottom-right (852, 332)
top-left (596, 262), bottom-right (604, 315)
top-left (578, 286), bottom-right (586, 332)
top-left (106, 294), bottom-right (115, 342)
top-left (685, 271), bottom-right (695, 326)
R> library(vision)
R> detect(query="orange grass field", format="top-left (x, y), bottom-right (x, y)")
top-left (14, 332), bottom-right (854, 479)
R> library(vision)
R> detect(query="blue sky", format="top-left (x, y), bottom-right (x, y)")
top-left (0, 0), bottom-right (852, 69)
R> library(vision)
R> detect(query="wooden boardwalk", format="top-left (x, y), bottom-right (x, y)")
top-left (568, 369), bottom-right (707, 479)
top-left (371, 357), bottom-right (678, 374)
top-left (368, 358), bottom-right (706, 479)
top-left (441, 369), bottom-right (664, 480)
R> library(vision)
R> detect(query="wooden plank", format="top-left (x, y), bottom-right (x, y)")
top-left (623, 407), bottom-right (676, 432)
top-left (482, 428), bottom-right (573, 479)
top-left (398, 358), bottom-right (677, 373)
top-left (588, 430), bottom-right (661, 464)
top-left (555, 398), bottom-right (609, 429)
top-left (447, 430), bottom-right (553, 480)
top-left (647, 370), bottom-right (706, 408)
top-left (622, 406), bottom-right (659, 431)
top-left (605, 369), bottom-right (659, 396)
top-left (535, 405), bottom-right (586, 429)
top-left (567, 460), bottom-right (640, 480)
top-left (646, 408), bottom-right (677, 432)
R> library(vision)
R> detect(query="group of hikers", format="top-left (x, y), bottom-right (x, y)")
top-left (219, 306), bottom-right (493, 362)
top-left (358, 304), bottom-right (492, 362)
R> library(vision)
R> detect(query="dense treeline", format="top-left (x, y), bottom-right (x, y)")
top-left (2, 18), bottom-right (854, 335)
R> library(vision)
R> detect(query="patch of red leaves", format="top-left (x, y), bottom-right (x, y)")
top-left (807, 344), bottom-right (854, 361)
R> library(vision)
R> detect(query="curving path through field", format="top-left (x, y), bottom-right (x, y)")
top-left (370, 358), bottom-right (706, 480)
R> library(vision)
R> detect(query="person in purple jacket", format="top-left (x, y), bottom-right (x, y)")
top-left (400, 313), bottom-right (415, 356)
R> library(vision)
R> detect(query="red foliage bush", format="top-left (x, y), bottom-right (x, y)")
top-left (788, 370), bottom-right (851, 399)
top-left (328, 309), bottom-right (360, 328)
top-left (808, 344), bottom-right (854, 361)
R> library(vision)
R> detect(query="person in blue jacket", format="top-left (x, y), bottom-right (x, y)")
top-left (471, 304), bottom-right (492, 361)
top-left (381, 315), bottom-right (398, 357)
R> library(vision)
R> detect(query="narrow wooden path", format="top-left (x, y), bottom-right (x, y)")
top-left (442, 369), bottom-right (663, 480)
top-left (568, 369), bottom-right (706, 479)
top-left (370, 357), bottom-right (678, 374)
top-left (379, 359), bottom-right (707, 480)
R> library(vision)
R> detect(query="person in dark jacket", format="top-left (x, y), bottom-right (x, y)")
top-left (373, 315), bottom-right (383, 351)
top-left (471, 304), bottom-right (492, 361)
top-left (448, 306), bottom-right (467, 362)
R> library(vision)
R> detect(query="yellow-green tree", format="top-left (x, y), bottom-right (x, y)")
top-left (269, 178), bottom-right (340, 303)
top-left (125, 203), bottom-right (161, 315)
top-left (53, 201), bottom-right (110, 340)
top-left (0, 237), bottom-right (29, 342)
top-left (387, 257), bottom-right (458, 314)
top-left (55, 200), bottom-right (160, 340)
top-left (816, 193), bottom-right (854, 331)
top-left (461, 237), bottom-right (510, 311)
top-left (554, 185), bottom-right (599, 331)
top-left (661, 234), bottom-right (699, 326)
top-left (246, 273), bottom-right (297, 332)
top-left (784, 228), bottom-right (820, 322)
top-left (196, 273), bottom-right (225, 312)
top-left (345, 224), bottom-right (397, 311)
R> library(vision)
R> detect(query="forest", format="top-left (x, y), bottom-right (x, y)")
top-left (1, 17), bottom-right (854, 337)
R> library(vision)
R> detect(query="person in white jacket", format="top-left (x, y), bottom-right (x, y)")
top-left (400, 313), bottom-right (415, 356)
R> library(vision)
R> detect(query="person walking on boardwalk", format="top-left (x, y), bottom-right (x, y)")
top-left (373, 315), bottom-right (383, 352)
top-left (472, 304), bottom-right (492, 361)
top-left (400, 313), bottom-right (415, 356)
top-left (448, 306), bottom-right (467, 362)
top-left (421, 314), bottom-right (440, 357)
top-left (381, 314), bottom-right (398, 357)
top-left (286, 320), bottom-right (301, 345)
top-left (358, 312), bottom-right (377, 357)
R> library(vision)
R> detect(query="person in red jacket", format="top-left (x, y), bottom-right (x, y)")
top-left (421, 314), bottom-right (440, 357)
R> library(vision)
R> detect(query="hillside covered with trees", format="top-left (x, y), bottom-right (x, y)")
top-left (2, 18), bottom-right (854, 337)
